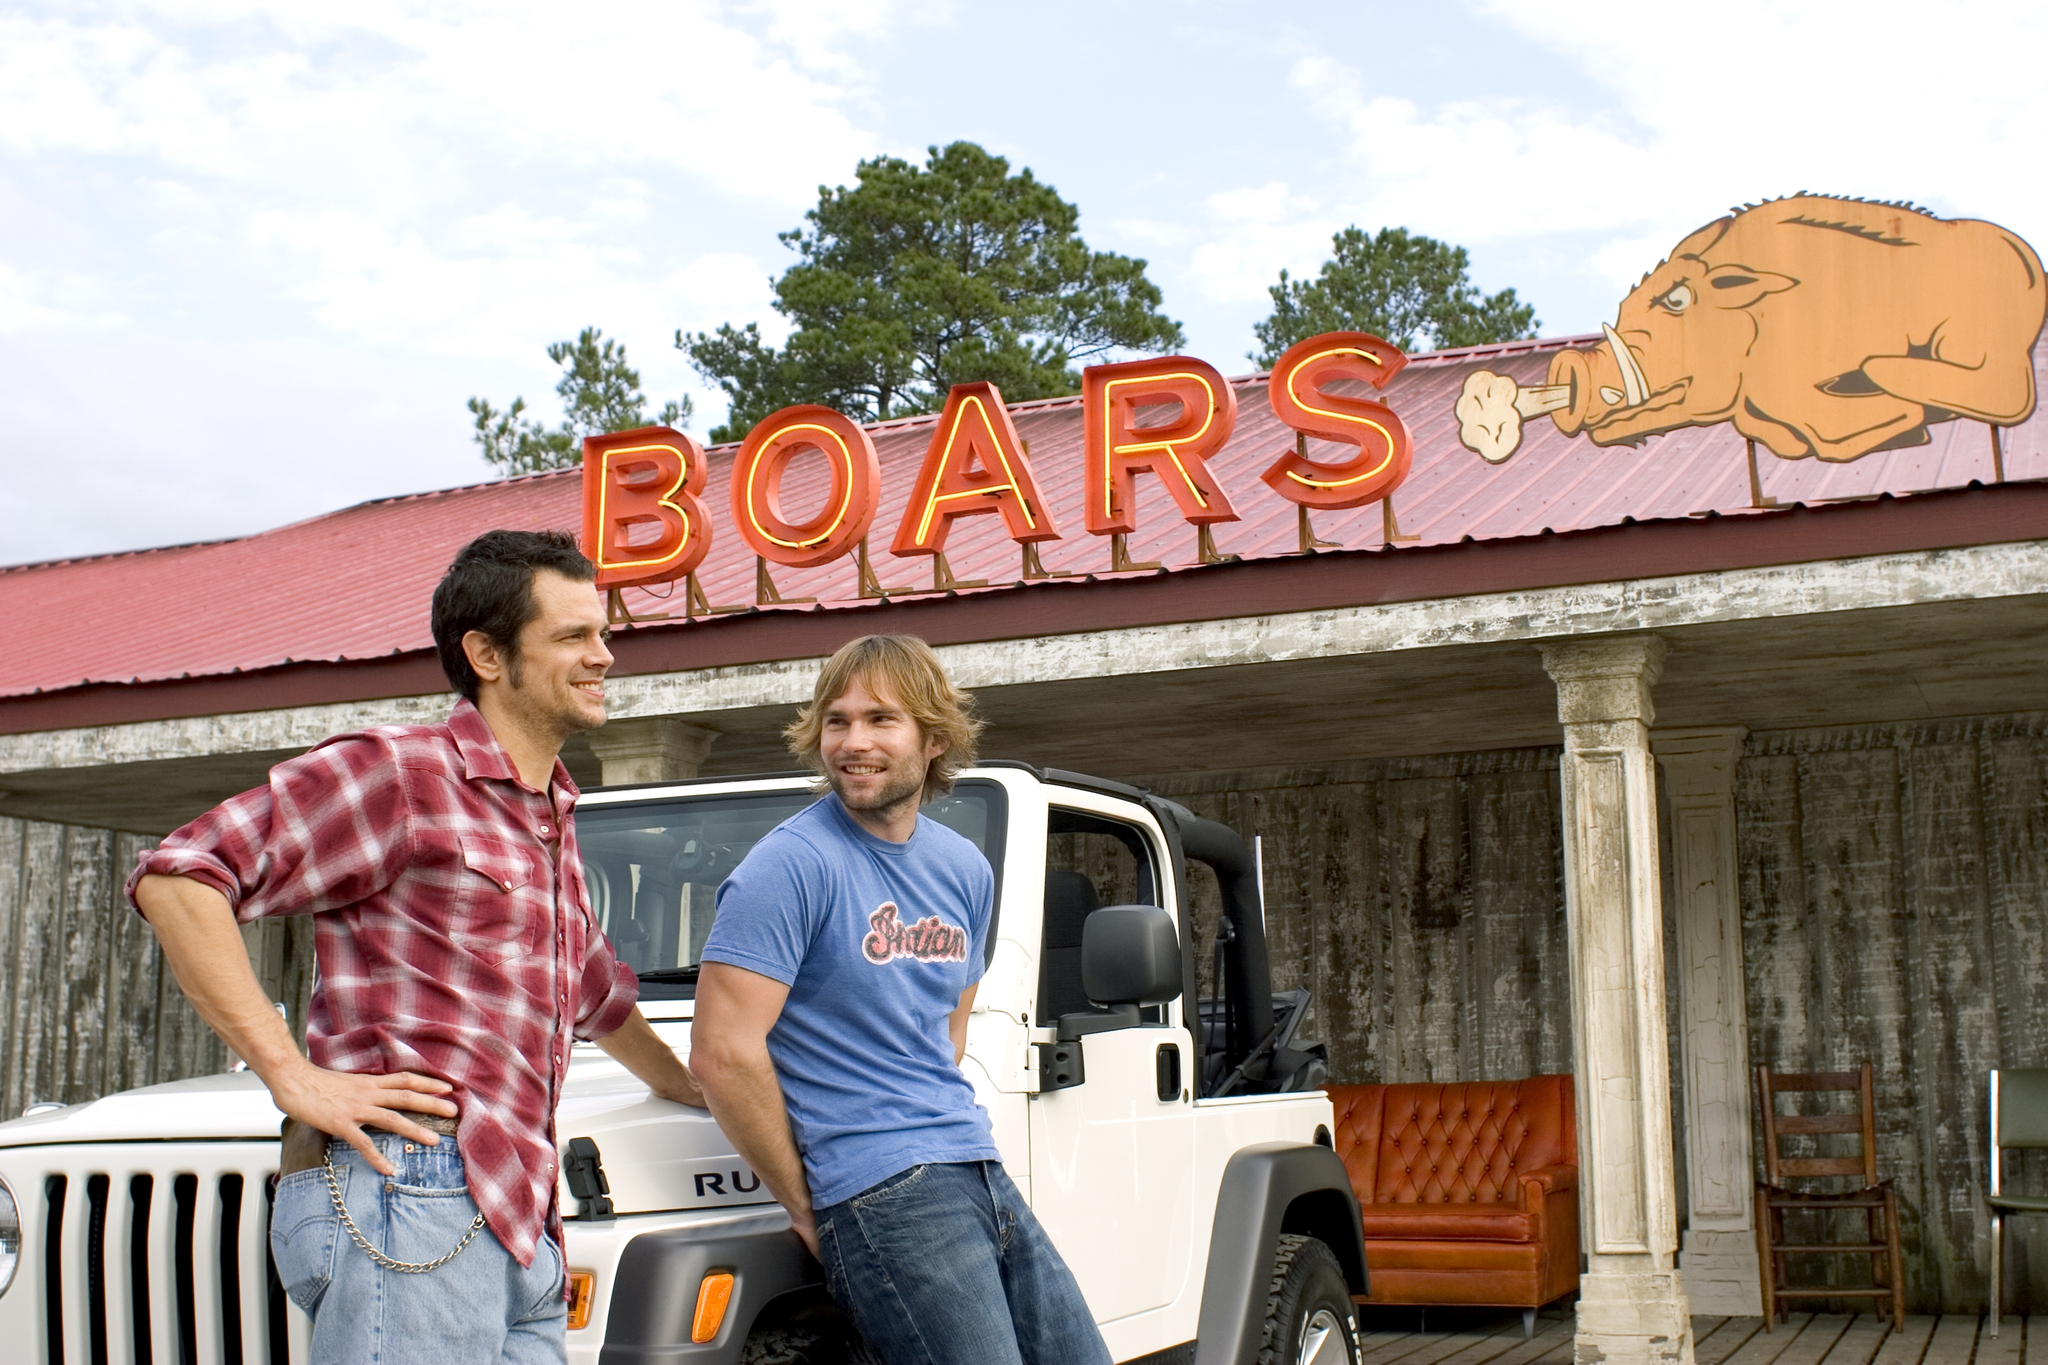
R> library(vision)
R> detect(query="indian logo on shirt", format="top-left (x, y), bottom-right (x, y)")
top-left (861, 902), bottom-right (968, 965)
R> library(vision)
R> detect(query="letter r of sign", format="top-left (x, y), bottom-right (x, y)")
top-left (1082, 355), bottom-right (1241, 535)
top-left (580, 425), bottom-right (713, 589)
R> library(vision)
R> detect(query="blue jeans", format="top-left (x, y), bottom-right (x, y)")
top-left (269, 1133), bottom-right (566, 1364)
top-left (815, 1161), bottom-right (1111, 1365)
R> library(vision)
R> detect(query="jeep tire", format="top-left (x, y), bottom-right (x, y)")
top-left (1257, 1233), bottom-right (1359, 1365)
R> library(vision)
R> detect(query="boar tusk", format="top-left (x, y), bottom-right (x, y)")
top-left (1600, 387), bottom-right (1625, 405)
top-left (1602, 325), bottom-right (1649, 408)
top-left (1512, 384), bottom-right (1571, 418)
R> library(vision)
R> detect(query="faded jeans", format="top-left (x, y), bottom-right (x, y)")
top-left (814, 1160), bottom-right (1112, 1365)
top-left (269, 1132), bottom-right (566, 1364)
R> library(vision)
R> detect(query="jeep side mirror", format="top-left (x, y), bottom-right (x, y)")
top-left (1082, 903), bottom-right (1183, 1006)
top-left (1044, 905), bottom-right (1184, 1077)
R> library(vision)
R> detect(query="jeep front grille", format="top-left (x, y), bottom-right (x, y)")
top-left (30, 1146), bottom-right (301, 1365)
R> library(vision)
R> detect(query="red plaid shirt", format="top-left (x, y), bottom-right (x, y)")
top-left (126, 700), bottom-right (638, 1267)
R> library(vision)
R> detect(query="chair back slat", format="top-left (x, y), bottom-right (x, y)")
top-left (1756, 1061), bottom-right (1880, 1189)
top-left (1779, 1157), bottom-right (1869, 1177)
top-left (1996, 1070), bottom-right (2048, 1150)
top-left (1769, 1070), bottom-right (1865, 1092)
top-left (1774, 1115), bottom-right (1863, 1135)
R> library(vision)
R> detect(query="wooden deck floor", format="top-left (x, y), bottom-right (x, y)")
top-left (1350, 1310), bottom-right (2045, 1365)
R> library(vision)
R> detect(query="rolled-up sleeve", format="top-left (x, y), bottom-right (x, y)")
top-left (573, 934), bottom-right (639, 1040)
top-left (125, 733), bottom-right (413, 923)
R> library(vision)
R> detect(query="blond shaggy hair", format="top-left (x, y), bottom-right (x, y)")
top-left (785, 634), bottom-right (983, 800)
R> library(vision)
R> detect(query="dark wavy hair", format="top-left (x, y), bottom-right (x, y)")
top-left (431, 530), bottom-right (595, 702)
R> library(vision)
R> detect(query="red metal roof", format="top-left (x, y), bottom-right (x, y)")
top-left (5, 334), bottom-right (2042, 702)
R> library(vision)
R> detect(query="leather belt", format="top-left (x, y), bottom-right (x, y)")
top-left (279, 1113), bottom-right (461, 1177)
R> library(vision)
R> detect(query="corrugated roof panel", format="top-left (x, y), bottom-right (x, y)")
top-left (4, 334), bottom-right (2042, 698)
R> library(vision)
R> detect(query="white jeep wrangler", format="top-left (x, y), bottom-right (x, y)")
top-left (0, 764), bottom-right (1367, 1365)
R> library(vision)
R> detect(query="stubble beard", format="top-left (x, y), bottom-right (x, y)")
top-left (508, 660), bottom-right (604, 740)
top-left (829, 760), bottom-right (927, 819)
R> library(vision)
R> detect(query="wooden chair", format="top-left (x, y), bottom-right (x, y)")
top-left (1753, 1062), bottom-right (1906, 1331)
top-left (1988, 1068), bottom-right (2048, 1337)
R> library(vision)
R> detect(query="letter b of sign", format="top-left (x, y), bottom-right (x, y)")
top-left (580, 426), bottom-right (714, 589)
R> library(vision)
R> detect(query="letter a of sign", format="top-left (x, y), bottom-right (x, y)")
top-left (1082, 356), bottom-right (1240, 535)
top-left (731, 405), bottom-right (882, 568)
top-left (580, 425), bottom-right (713, 589)
top-left (891, 382), bottom-right (1060, 556)
top-left (1260, 332), bottom-right (1413, 509)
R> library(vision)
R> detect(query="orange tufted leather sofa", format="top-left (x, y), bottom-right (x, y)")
top-left (1326, 1075), bottom-right (1579, 1311)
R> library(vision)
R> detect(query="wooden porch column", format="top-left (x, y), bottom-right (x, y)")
top-left (583, 717), bottom-right (719, 786)
top-left (1651, 727), bottom-right (1762, 1316)
top-left (1538, 636), bottom-right (1693, 1365)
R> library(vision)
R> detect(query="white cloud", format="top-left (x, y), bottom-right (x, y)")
top-left (0, 263), bottom-right (129, 331)
top-left (1255, 3), bottom-right (2048, 321)
top-left (1174, 181), bottom-right (1335, 306)
top-left (0, 1), bottom-right (905, 365)
top-left (0, 0), bottom-right (918, 559)
top-left (0, 3), bottom-right (892, 205)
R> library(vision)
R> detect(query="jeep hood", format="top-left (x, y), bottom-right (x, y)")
top-left (0, 1028), bottom-right (767, 1218)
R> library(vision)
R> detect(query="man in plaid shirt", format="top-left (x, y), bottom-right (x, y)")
top-left (129, 529), bottom-right (702, 1364)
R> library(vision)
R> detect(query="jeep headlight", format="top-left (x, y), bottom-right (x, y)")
top-left (0, 1175), bottom-right (18, 1298)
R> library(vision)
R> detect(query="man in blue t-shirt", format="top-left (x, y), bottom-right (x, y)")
top-left (692, 635), bottom-right (1110, 1365)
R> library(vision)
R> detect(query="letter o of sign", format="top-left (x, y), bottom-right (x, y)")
top-left (731, 405), bottom-right (882, 568)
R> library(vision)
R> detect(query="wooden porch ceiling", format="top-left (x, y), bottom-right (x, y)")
top-left (3, 591), bottom-right (2043, 836)
top-left (665, 591), bottom-right (2048, 782)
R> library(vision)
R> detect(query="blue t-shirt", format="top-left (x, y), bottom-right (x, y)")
top-left (699, 795), bottom-right (1000, 1208)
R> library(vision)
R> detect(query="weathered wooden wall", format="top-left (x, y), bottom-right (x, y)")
top-left (1146, 710), bottom-right (2048, 1315)
top-left (1738, 713), bottom-right (2048, 1316)
top-left (1144, 748), bottom-right (1575, 1088)
top-left (0, 817), bottom-right (313, 1119)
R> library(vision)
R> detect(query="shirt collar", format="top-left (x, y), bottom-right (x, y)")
top-left (447, 698), bottom-right (581, 805)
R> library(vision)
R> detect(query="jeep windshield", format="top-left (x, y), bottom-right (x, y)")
top-left (574, 779), bottom-right (1007, 998)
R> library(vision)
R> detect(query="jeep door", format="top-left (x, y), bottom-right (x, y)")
top-left (1026, 792), bottom-right (1197, 1333)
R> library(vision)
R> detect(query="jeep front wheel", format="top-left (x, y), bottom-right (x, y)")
top-left (1257, 1233), bottom-right (1358, 1365)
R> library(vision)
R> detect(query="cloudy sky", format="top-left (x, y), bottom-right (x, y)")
top-left (3, 0), bottom-right (2044, 565)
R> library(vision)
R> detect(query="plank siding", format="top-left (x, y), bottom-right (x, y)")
top-left (1986, 738), bottom-right (2048, 1312)
top-left (55, 824), bottom-right (113, 1102)
top-left (1742, 715), bottom-right (2048, 1314)
top-left (104, 831), bottom-right (163, 1097)
top-left (0, 817), bottom-right (248, 1115)
top-left (0, 818), bottom-right (25, 1120)
top-left (1145, 750), bottom-right (1574, 1088)
top-left (10, 820), bottom-right (67, 1114)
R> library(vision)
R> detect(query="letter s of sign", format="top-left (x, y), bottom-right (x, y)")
top-left (891, 381), bottom-right (1061, 556)
top-left (1082, 355), bottom-right (1241, 535)
top-left (731, 405), bottom-right (883, 567)
top-left (1260, 332), bottom-right (1414, 510)
top-left (581, 426), bottom-right (714, 588)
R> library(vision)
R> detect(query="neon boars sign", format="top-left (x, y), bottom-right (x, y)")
top-left (581, 331), bottom-right (1414, 593)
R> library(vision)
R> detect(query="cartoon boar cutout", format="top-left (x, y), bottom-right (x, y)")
top-left (1457, 195), bottom-right (2046, 464)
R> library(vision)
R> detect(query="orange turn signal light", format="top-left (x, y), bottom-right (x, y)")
top-left (566, 1271), bottom-right (597, 1329)
top-left (691, 1271), bottom-right (736, 1343)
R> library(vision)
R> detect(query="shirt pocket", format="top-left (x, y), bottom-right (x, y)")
top-left (452, 835), bottom-right (542, 957)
